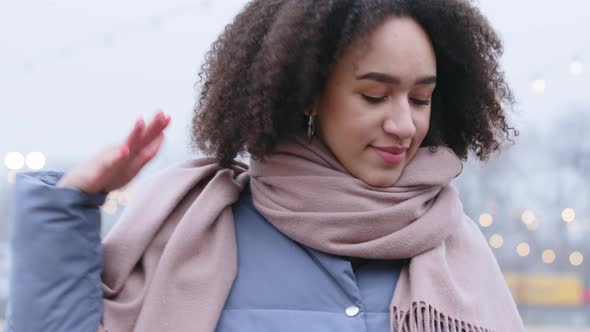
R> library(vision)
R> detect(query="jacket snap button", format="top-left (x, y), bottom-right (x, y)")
top-left (345, 305), bottom-right (360, 317)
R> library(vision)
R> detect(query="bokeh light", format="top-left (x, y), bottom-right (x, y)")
top-left (479, 213), bottom-right (494, 228)
top-left (516, 242), bottom-right (531, 257)
top-left (532, 79), bottom-right (546, 93)
top-left (561, 208), bottom-right (576, 224)
top-left (25, 152), bottom-right (46, 170)
top-left (4, 152), bottom-right (25, 170)
top-left (569, 251), bottom-right (584, 266)
top-left (542, 249), bottom-right (556, 264)
top-left (489, 234), bottom-right (504, 249)
top-left (521, 210), bottom-right (536, 225)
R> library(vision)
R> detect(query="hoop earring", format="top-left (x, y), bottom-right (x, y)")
top-left (307, 115), bottom-right (315, 143)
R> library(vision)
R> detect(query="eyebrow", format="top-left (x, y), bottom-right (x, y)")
top-left (356, 72), bottom-right (437, 85)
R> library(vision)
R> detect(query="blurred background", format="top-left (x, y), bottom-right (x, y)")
top-left (0, 0), bottom-right (589, 330)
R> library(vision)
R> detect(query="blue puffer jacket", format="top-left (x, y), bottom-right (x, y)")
top-left (6, 171), bottom-right (408, 332)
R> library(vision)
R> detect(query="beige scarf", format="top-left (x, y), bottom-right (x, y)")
top-left (98, 134), bottom-right (524, 332)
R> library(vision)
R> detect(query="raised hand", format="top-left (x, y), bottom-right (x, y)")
top-left (56, 111), bottom-right (171, 194)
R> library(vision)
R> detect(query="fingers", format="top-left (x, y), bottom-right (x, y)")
top-left (103, 111), bottom-right (169, 187)
top-left (124, 111), bottom-right (170, 156)
top-left (140, 132), bottom-right (165, 161)
top-left (67, 112), bottom-right (170, 193)
top-left (124, 118), bottom-right (146, 154)
top-left (126, 133), bottom-right (165, 178)
top-left (138, 111), bottom-right (170, 150)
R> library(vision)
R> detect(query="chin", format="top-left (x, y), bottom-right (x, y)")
top-left (358, 170), bottom-right (402, 188)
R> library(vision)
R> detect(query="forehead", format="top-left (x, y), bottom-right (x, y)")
top-left (344, 17), bottom-right (437, 79)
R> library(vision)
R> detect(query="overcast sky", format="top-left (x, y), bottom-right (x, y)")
top-left (0, 0), bottom-right (588, 169)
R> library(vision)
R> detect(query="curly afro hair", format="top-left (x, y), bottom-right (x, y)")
top-left (190, 0), bottom-right (517, 167)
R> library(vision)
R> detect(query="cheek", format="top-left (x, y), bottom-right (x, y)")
top-left (321, 99), bottom-right (367, 135)
top-left (415, 110), bottom-right (432, 140)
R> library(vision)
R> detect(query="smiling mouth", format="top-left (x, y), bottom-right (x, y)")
top-left (372, 146), bottom-right (407, 165)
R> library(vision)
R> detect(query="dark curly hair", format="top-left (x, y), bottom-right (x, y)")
top-left (190, 0), bottom-right (517, 167)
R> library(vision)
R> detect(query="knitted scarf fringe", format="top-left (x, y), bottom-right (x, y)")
top-left (392, 302), bottom-right (495, 332)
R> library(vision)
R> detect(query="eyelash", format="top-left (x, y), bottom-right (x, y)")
top-left (360, 94), bottom-right (431, 106)
top-left (412, 98), bottom-right (431, 106)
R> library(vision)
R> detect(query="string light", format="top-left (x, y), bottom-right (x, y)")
top-left (4, 152), bottom-right (25, 170)
top-left (542, 249), bottom-right (556, 264)
top-left (569, 251), bottom-right (584, 266)
top-left (25, 152), bottom-right (46, 170)
top-left (479, 213), bottom-right (493, 228)
top-left (561, 208), bottom-right (576, 224)
top-left (102, 188), bottom-right (133, 212)
top-left (4, 152), bottom-right (47, 170)
top-left (489, 234), bottom-right (504, 249)
top-left (516, 242), bottom-right (531, 257)
top-left (532, 79), bottom-right (546, 94)
top-left (521, 210), bottom-right (536, 225)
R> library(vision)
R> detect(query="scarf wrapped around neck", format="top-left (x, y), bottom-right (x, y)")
top-left (98, 134), bottom-right (525, 332)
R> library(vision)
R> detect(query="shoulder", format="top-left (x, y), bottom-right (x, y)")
top-left (126, 157), bottom-right (250, 209)
top-left (138, 157), bottom-right (248, 188)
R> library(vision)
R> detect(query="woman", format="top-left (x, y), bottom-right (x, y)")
top-left (7, 0), bottom-right (524, 331)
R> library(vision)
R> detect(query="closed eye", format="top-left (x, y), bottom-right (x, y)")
top-left (361, 94), bottom-right (388, 104)
top-left (411, 98), bottom-right (431, 106)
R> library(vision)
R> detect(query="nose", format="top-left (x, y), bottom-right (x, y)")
top-left (382, 98), bottom-right (416, 141)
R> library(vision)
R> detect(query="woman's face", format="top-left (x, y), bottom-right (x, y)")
top-left (314, 16), bottom-right (437, 187)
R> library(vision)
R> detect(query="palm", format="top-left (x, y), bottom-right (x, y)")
top-left (57, 111), bottom-right (171, 194)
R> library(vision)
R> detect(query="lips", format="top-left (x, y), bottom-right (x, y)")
top-left (373, 146), bottom-right (407, 154)
top-left (372, 146), bottom-right (408, 165)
